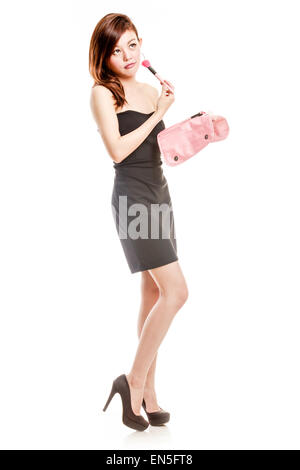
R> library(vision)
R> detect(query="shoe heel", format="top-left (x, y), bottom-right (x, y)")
top-left (103, 382), bottom-right (117, 412)
top-left (103, 374), bottom-right (149, 431)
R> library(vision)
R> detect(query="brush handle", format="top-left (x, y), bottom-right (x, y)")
top-left (146, 65), bottom-right (174, 93)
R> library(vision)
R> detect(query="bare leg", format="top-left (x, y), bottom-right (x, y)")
top-left (137, 271), bottom-right (160, 412)
top-left (126, 260), bottom-right (189, 416)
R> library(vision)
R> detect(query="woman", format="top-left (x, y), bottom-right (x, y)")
top-left (89, 13), bottom-right (189, 431)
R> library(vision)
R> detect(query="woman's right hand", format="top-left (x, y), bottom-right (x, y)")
top-left (156, 80), bottom-right (175, 116)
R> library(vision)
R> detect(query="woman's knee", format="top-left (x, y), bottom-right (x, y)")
top-left (148, 261), bottom-right (189, 308)
top-left (179, 283), bottom-right (189, 305)
top-left (164, 283), bottom-right (189, 308)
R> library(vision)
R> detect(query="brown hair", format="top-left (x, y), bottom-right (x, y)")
top-left (89, 13), bottom-right (140, 110)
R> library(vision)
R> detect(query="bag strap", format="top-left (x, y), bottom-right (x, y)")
top-left (190, 111), bottom-right (206, 119)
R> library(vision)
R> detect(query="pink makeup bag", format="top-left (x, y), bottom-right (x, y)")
top-left (157, 111), bottom-right (229, 167)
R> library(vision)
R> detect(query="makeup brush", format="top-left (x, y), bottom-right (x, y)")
top-left (141, 53), bottom-right (174, 93)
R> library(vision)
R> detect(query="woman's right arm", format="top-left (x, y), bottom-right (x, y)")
top-left (90, 85), bottom-right (165, 164)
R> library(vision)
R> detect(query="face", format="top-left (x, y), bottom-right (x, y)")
top-left (107, 29), bottom-right (142, 77)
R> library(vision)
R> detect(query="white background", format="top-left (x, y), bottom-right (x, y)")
top-left (0, 0), bottom-right (299, 450)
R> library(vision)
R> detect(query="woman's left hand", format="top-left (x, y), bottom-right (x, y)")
top-left (160, 79), bottom-right (175, 94)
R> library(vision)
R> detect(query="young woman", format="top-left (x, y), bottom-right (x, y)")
top-left (89, 13), bottom-right (189, 431)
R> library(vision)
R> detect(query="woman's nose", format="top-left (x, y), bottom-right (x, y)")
top-left (123, 50), bottom-right (133, 61)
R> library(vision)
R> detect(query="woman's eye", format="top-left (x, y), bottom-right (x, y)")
top-left (113, 43), bottom-right (136, 54)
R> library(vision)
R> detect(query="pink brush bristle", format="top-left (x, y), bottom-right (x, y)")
top-left (142, 60), bottom-right (151, 67)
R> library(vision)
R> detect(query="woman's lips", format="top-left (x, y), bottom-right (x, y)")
top-left (124, 62), bottom-right (136, 69)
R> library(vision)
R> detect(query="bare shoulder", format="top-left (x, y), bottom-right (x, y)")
top-left (90, 84), bottom-right (114, 104)
top-left (141, 82), bottom-right (159, 98)
top-left (139, 82), bottom-right (159, 108)
top-left (90, 84), bottom-right (116, 119)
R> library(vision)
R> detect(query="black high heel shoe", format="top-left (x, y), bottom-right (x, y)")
top-left (142, 398), bottom-right (170, 426)
top-left (103, 374), bottom-right (149, 431)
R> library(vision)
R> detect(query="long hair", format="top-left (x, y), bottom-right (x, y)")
top-left (89, 13), bottom-right (140, 109)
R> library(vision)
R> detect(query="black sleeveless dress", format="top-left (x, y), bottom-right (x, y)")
top-left (111, 110), bottom-right (178, 274)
